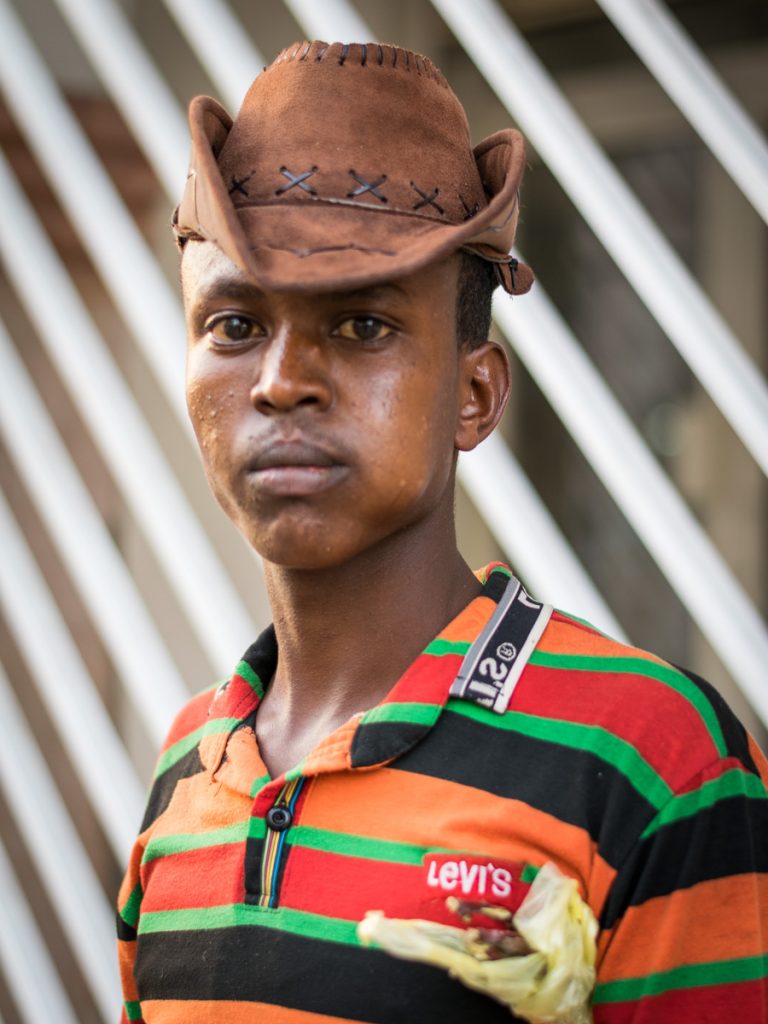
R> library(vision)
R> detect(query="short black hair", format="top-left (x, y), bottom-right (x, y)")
top-left (455, 251), bottom-right (497, 349)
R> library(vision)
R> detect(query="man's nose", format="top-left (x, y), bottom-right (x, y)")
top-left (249, 327), bottom-right (332, 414)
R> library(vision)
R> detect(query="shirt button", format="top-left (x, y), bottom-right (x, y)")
top-left (266, 805), bottom-right (292, 831)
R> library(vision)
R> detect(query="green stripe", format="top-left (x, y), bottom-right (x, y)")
top-left (528, 652), bottom-right (726, 756)
top-left (155, 717), bottom-right (241, 778)
top-left (448, 700), bottom-right (672, 808)
top-left (486, 564), bottom-right (513, 582)
top-left (641, 769), bottom-right (768, 839)
top-left (235, 659), bottom-right (264, 698)
top-left (361, 702), bottom-right (441, 727)
top-left (286, 824), bottom-right (429, 865)
top-left (250, 771), bottom-right (272, 795)
top-left (119, 882), bottom-right (143, 928)
top-left (593, 954), bottom-right (768, 1003)
top-left (123, 1000), bottom-right (143, 1021)
top-left (139, 903), bottom-right (360, 946)
top-left (521, 863), bottom-right (540, 884)
top-left (424, 638), bottom-right (471, 657)
top-left (247, 817), bottom-right (267, 841)
top-left (142, 822), bottom-right (249, 865)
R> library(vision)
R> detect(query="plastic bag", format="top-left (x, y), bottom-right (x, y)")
top-left (357, 861), bottom-right (597, 1023)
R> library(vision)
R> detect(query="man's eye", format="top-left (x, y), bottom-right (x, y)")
top-left (207, 315), bottom-right (264, 345)
top-left (335, 317), bottom-right (393, 343)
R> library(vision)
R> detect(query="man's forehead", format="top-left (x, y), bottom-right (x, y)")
top-left (181, 239), bottom-right (455, 309)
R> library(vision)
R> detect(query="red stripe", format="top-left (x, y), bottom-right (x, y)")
top-left (281, 846), bottom-right (420, 919)
top-left (214, 673), bottom-right (262, 719)
top-left (593, 976), bottom-right (768, 1023)
top-left (382, 652), bottom-right (463, 706)
top-left (141, 844), bottom-right (246, 912)
top-left (515, 664), bottom-right (720, 790)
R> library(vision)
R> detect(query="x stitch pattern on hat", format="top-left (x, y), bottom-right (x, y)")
top-left (174, 40), bottom-right (534, 296)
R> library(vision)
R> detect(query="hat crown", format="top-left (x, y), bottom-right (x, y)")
top-left (216, 41), bottom-right (486, 226)
top-left (174, 40), bottom-right (533, 295)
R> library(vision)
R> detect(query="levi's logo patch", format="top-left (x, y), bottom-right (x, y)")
top-left (421, 854), bottom-right (533, 923)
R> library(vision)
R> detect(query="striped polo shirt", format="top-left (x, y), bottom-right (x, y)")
top-left (117, 563), bottom-right (768, 1022)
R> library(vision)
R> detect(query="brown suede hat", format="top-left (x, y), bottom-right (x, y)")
top-left (174, 40), bottom-right (534, 296)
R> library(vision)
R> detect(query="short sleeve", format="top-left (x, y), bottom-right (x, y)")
top-left (592, 738), bottom-right (768, 1022)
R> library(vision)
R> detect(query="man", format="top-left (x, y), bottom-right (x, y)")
top-left (117, 40), bottom-right (768, 1023)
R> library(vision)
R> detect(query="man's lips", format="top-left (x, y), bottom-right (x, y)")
top-left (248, 440), bottom-right (340, 471)
top-left (246, 440), bottom-right (347, 496)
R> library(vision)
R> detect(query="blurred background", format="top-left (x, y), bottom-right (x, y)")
top-left (0, 0), bottom-right (765, 1019)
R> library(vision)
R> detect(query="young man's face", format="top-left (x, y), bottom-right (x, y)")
top-left (182, 242), bottom-right (500, 570)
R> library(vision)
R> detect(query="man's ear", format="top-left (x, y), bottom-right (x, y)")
top-left (454, 341), bottom-right (511, 452)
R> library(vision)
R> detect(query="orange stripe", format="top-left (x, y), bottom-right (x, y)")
top-left (597, 873), bottom-right (768, 980)
top-left (140, 1000), bottom-right (359, 1023)
top-left (302, 769), bottom-right (597, 891)
top-left (749, 733), bottom-right (768, 786)
top-left (211, 726), bottom-right (269, 794)
top-left (117, 940), bottom-right (140, 1002)
top-left (540, 616), bottom-right (667, 664)
top-left (147, 771), bottom-right (251, 838)
top-left (439, 594), bottom-right (496, 642)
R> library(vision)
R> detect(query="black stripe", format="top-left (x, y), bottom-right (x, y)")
top-left (483, 568), bottom-right (510, 604)
top-left (135, 927), bottom-right (524, 1023)
top-left (351, 720), bottom-right (433, 768)
top-left (602, 793), bottom-right (768, 929)
top-left (116, 911), bottom-right (137, 943)
top-left (243, 834), bottom-right (265, 903)
top-left (239, 625), bottom-right (277, 688)
top-left (675, 665), bottom-right (760, 775)
top-left (393, 708), bottom-right (657, 868)
top-left (140, 746), bottom-right (204, 832)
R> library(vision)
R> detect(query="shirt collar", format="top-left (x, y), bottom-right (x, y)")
top-left (205, 563), bottom-right (517, 776)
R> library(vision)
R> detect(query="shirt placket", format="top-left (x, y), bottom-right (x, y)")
top-left (246, 774), bottom-right (306, 908)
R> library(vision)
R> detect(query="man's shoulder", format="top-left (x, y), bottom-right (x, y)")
top-left (517, 608), bottom-right (762, 795)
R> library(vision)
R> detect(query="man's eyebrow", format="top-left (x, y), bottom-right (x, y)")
top-left (188, 278), bottom-right (263, 317)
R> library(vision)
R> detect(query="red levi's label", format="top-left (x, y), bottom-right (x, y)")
top-left (420, 854), bottom-right (532, 927)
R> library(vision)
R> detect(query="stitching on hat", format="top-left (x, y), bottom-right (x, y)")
top-left (347, 170), bottom-right (388, 203)
top-left (459, 195), bottom-right (481, 221)
top-left (276, 165), bottom-right (319, 195)
top-left (268, 42), bottom-right (448, 84)
top-left (411, 182), bottom-right (444, 215)
top-left (229, 172), bottom-right (254, 197)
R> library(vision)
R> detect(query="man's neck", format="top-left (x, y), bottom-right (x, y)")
top-left (254, 511), bottom-right (480, 776)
